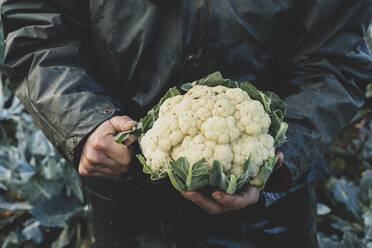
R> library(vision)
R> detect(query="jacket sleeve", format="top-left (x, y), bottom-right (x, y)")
top-left (1, 0), bottom-right (126, 166)
top-left (280, 0), bottom-right (372, 184)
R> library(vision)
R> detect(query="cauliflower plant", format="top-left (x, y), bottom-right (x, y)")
top-left (142, 85), bottom-right (274, 176)
top-left (115, 72), bottom-right (288, 194)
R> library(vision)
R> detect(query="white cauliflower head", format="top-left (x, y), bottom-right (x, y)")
top-left (140, 85), bottom-right (274, 179)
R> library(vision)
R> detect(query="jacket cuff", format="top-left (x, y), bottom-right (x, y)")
top-left (65, 107), bottom-right (124, 167)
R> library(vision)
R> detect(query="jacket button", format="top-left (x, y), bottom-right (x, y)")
top-left (103, 109), bottom-right (112, 114)
top-left (71, 138), bottom-right (78, 147)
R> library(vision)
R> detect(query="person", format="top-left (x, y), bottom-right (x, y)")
top-left (1, 0), bottom-right (372, 247)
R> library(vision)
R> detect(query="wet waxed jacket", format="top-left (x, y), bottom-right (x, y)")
top-left (1, 0), bottom-right (372, 246)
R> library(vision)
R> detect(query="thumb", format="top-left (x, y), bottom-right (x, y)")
top-left (109, 116), bottom-right (137, 132)
top-left (273, 151), bottom-right (284, 171)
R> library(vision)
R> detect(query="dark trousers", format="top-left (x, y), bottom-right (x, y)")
top-left (83, 177), bottom-right (318, 248)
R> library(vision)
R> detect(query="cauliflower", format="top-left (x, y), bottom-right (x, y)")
top-left (141, 84), bottom-right (274, 177)
top-left (115, 72), bottom-right (288, 194)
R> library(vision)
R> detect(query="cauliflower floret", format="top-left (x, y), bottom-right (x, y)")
top-left (167, 114), bottom-right (180, 131)
top-left (148, 116), bottom-right (176, 153)
top-left (140, 132), bottom-right (157, 158)
top-left (178, 111), bottom-right (199, 136)
top-left (260, 134), bottom-right (275, 150)
top-left (213, 86), bottom-right (228, 95)
top-left (201, 117), bottom-right (231, 144)
top-left (214, 144), bottom-right (233, 172)
top-left (171, 144), bottom-right (183, 161)
top-left (231, 163), bottom-right (244, 177)
top-left (148, 149), bottom-right (171, 175)
top-left (195, 106), bottom-right (211, 121)
top-left (226, 116), bottom-right (241, 141)
top-left (230, 133), bottom-right (275, 178)
top-left (225, 88), bottom-right (250, 104)
top-left (173, 98), bottom-right (192, 113)
top-left (212, 98), bottom-right (234, 117)
top-left (231, 135), bottom-right (252, 166)
top-left (180, 135), bottom-right (193, 150)
top-left (151, 117), bottom-right (171, 138)
top-left (186, 85), bottom-right (215, 99)
top-left (159, 95), bottom-right (182, 117)
top-left (203, 147), bottom-right (214, 164)
top-left (177, 135), bottom-right (208, 165)
top-left (169, 130), bottom-right (184, 146)
top-left (158, 138), bottom-right (171, 152)
top-left (237, 100), bottom-right (271, 135)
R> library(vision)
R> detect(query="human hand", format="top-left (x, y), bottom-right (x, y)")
top-left (78, 116), bottom-right (137, 177)
top-left (181, 151), bottom-right (284, 215)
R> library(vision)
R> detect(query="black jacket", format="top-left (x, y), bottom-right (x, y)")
top-left (1, 0), bottom-right (372, 245)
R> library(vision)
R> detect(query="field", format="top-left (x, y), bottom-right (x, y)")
top-left (0, 26), bottom-right (371, 248)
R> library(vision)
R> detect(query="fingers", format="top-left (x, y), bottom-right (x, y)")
top-left (105, 116), bottom-right (137, 164)
top-left (79, 166), bottom-right (118, 177)
top-left (78, 166), bottom-right (122, 178)
top-left (212, 186), bottom-right (260, 210)
top-left (78, 169), bottom-right (110, 178)
top-left (79, 161), bottom-right (117, 177)
top-left (109, 116), bottom-right (137, 132)
top-left (80, 150), bottom-right (127, 174)
top-left (277, 151), bottom-right (284, 164)
top-left (89, 118), bottom-right (135, 166)
top-left (181, 191), bottom-right (231, 215)
top-left (78, 116), bottom-right (137, 178)
top-left (274, 151), bottom-right (284, 171)
top-left (181, 185), bottom-right (260, 215)
top-left (79, 149), bottom-right (129, 177)
top-left (83, 137), bottom-right (132, 170)
top-left (102, 137), bottom-right (133, 166)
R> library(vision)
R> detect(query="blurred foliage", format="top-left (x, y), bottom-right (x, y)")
top-left (0, 18), bottom-right (370, 248)
top-left (0, 25), bottom-right (87, 248)
top-left (0, 83), bottom-right (87, 248)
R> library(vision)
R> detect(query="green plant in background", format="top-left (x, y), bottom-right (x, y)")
top-left (0, 24), bottom-right (86, 248)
